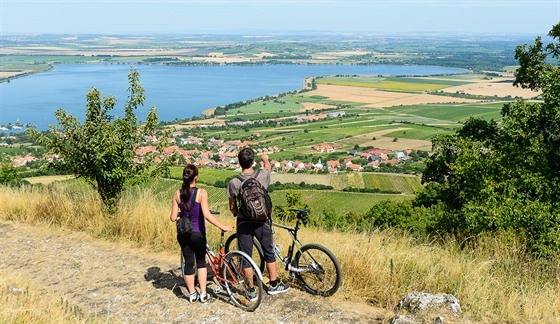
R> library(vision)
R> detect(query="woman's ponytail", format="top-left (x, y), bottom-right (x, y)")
top-left (179, 164), bottom-right (199, 207)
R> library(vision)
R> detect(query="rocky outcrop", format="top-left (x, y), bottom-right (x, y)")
top-left (391, 291), bottom-right (462, 324)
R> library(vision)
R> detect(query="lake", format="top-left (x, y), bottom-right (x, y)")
top-left (0, 63), bottom-right (468, 130)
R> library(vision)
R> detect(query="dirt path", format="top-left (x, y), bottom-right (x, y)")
top-left (0, 221), bottom-right (387, 323)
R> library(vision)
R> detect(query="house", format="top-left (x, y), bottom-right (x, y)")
top-left (12, 155), bottom-right (35, 166)
top-left (394, 151), bottom-right (406, 160)
top-left (326, 159), bottom-right (340, 171)
top-left (136, 146), bottom-right (158, 155)
top-left (328, 111), bottom-right (346, 117)
top-left (346, 163), bottom-right (363, 172)
top-left (311, 142), bottom-right (336, 153)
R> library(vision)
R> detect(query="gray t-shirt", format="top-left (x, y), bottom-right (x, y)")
top-left (227, 169), bottom-right (271, 219)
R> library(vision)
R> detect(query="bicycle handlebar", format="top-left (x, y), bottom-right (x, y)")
top-left (288, 208), bottom-right (310, 225)
top-left (288, 208), bottom-right (309, 214)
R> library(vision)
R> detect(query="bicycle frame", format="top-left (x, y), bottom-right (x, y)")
top-left (209, 248), bottom-right (263, 286)
top-left (271, 216), bottom-right (311, 273)
top-left (223, 208), bottom-right (342, 297)
top-left (198, 232), bottom-right (264, 290)
top-left (272, 209), bottom-right (328, 273)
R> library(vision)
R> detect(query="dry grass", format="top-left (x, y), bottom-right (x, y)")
top-left (310, 84), bottom-right (481, 107)
top-left (1, 184), bottom-right (559, 322)
top-left (443, 77), bottom-right (539, 98)
top-left (0, 271), bottom-right (100, 323)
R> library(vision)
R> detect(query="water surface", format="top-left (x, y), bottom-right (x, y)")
top-left (0, 64), bottom-right (468, 130)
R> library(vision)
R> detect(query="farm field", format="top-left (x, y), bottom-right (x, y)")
top-left (12, 72), bottom-right (542, 211)
top-left (187, 73), bottom-right (541, 154)
top-left (23, 175), bottom-right (75, 185)
top-left (164, 168), bottom-right (418, 216)
top-left (272, 172), bottom-right (422, 194)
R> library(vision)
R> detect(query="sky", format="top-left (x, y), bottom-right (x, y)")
top-left (1, 0), bottom-right (560, 36)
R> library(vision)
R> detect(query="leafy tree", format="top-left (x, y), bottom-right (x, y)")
top-left (0, 158), bottom-right (19, 185)
top-left (274, 190), bottom-right (309, 222)
top-left (28, 67), bottom-right (172, 211)
top-left (416, 23), bottom-right (560, 257)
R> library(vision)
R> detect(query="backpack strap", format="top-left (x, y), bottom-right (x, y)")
top-left (236, 170), bottom-right (261, 184)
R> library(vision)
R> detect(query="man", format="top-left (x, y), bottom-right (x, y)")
top-left (227, 147), bottom-right (290, 295)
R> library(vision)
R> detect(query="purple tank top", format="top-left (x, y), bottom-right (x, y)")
top-left (178, 188), bottom-right (206, 233)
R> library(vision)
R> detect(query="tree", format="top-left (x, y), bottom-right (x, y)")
top-left (0, 158), bottom-right (19, 185)
top-left (28, 67), bottom-right (173, 211)
top-left (416, 23), bottom-right (560, 257)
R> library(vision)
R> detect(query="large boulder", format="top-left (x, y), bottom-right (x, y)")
top-left (397, 291), bottom-right (462, 314)
top-left (391, 291), bottom-right (462, 323)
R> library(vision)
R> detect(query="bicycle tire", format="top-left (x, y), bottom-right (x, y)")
top-left (224, 233), bottom-right (266, 273)
top-left (222, 250), bottom-right (264, 312)
top-left (293, 243), bottom-right (342, 297)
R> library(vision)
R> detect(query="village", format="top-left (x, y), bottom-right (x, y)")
top-left (8, 130), bottom-right (412, 174)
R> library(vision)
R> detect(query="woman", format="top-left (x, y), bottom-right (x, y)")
top-left (170, 164), bottom-right (234, 303)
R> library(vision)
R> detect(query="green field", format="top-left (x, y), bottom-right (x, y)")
top-left (383, 102), bottom-right (505, 122)
top-left (163, 168), bottom-right (420, 216)
top-left (169, 166), bottom-right (237, 185)
top-left (269, 189), bottom-right (414, 217)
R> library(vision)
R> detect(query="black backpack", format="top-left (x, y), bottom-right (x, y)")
top-left (237, 171), bottom-right (272, 222)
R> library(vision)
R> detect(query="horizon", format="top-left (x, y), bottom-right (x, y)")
top-left (2, 0), bottom-right (559, 36)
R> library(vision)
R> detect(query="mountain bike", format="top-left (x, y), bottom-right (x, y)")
top-left (224, 208), bottom-right (342, 297)
top-left (180, 229), bottom-right (264, 311)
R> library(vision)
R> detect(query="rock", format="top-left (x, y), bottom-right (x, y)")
top-left (397, 291), bottom-right (462, 314)
top-left (434, 316), bottom-right (444, 324)
top-left (391, 314), bottom-right (415, 324)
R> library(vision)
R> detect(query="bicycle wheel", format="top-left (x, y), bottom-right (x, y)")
top-left (293, 243), bottom-right (342, 297)
top-left (222, 251), bottom-right (264, 312)
top-left (224, 233), bottom-right (266, 273)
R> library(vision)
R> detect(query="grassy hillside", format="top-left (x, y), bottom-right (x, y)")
top-left (1, 182), bottom-right (558, 323)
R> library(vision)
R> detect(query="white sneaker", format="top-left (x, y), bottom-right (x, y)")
top-left (199, 292), bottom-right (214, 303)
top-left (188, 291), bottom-right (199, 303)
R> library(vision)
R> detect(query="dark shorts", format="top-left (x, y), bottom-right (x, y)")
top-left (177, 232), bottom-right (207, 275)
top-left (236, 219), bottom-right (275, 264)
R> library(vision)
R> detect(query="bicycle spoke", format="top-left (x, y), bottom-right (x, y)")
top-left (295, 244), bottom-right (342, 297)
top-left (222, 251), bottom-right (263, 311)
top-left (224, 233), bottom-right (266, 274)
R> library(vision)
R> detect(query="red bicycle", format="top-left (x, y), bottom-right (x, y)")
top-left (180, 229), bottom-right (264, 311)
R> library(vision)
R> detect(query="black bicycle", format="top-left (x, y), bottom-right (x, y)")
top-left (225, 209), bottom-right (342, 297)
